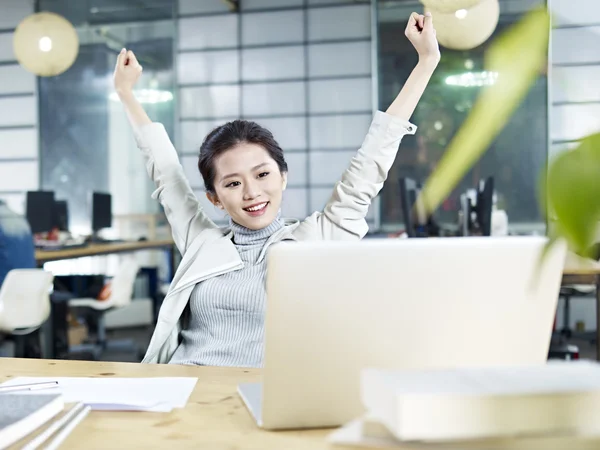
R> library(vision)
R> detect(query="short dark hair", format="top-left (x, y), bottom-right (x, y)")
top-left (197, 120), bottom-right (288, 193)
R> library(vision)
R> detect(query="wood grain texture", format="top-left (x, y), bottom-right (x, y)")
top-left (2, 359), bottom-right (600, 449)
top-left (0, 358), bottom-right (346, 450)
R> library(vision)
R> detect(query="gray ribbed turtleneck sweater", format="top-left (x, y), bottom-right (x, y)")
top-left (169, 215), bottom-right (285, 368)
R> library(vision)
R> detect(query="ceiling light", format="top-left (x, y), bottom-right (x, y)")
top-left (424, 0), bottom-right (500, 50)
top-left (445, 71), bottom-right (498, 87)
top-left (419, 0), bottom-right (480, 13)
top-left (109, 89), bottom-right (173, 104)
top-left (13, 12), bottom-right (79, 76)
top-left (455, 9), bottom-right (468, 19)
top-left (38, 36), bottom-right (52, 52)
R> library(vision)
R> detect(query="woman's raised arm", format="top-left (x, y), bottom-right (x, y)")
top-left (299, 12), bottom-right (439, 240)
top-left (113, 49), bottom-right (217, 254)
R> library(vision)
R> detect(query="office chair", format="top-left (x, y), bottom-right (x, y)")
top-left (0, 269), bottom-right (54, 358)
top-left (68, 256), bottom-right (142, 360)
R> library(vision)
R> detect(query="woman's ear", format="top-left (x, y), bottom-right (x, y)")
top-left (282, 172), bottom-right (288, 191)
top-left (206, 192), bottom-right (224, 209)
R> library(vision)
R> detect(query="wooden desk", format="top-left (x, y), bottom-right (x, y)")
top-left (1, 358), bottom-right (343, 450)
top-left (562, 268), bottom-right (600, 361)
top-left (35, 239), bottom-right (175, 265)
top-left (4, 359), bottom-right (600, 450)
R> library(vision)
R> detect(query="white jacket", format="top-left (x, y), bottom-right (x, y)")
top-left (133, 111), bottom-right (416, 364)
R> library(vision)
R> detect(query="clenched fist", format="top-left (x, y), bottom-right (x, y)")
top-left (113, 48), bottom-right (143, 95)
top-left (405, 12), bottom-right (440, 64)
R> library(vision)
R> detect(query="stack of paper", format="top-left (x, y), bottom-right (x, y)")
top-left (0, 377), bottom-right (197, 412)
top-left (329, 360), bottom-right (600, 446)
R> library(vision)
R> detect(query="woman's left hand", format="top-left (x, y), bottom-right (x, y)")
top-left (405, 12), bottom-right (440, 65)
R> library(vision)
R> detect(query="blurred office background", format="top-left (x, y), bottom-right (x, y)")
top-left (0, 0), bottom-right (597, 361)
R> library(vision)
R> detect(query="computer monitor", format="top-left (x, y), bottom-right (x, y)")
top-left (399, 177), bottom-right (419, 237)
top-left (476, 176), bottom-right (494, 237)
top-left (53, 200), bottom-right (69, 232)
top-left (26, 191), bottom-right (55, 234)
top-left (460, 177), bottom-right (495, 237)
top-left (92, 192), bottom-right (112, 233)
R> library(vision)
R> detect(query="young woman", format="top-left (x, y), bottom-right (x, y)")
top-left (114, 12), bottom-right (440, 367)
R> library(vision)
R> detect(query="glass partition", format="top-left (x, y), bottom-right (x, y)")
top-left (376, 0), bottom-right (548, 234)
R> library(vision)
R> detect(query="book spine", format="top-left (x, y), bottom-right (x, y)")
top-left (395, 391), bottom-right (600, 441)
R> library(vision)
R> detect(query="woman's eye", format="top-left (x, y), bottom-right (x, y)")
top-left (258, 172), bottom-right (270, 178)
top-left (226, 181), bottom-right (240, 188)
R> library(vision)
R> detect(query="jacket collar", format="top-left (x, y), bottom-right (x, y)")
top-left (221, 217), bottom-right (300, 239)
top-left (169, 219), bottom-right (300, 298)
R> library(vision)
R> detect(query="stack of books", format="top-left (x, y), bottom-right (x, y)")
top-left (0, 382), bottom-right (90, 450)
top-left (329, 360), bottom-right (600, 448)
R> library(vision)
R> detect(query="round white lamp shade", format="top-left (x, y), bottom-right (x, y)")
top-left (420, 0), bottom-right (481, 14)
top-left (13, 12), bottom-right (79, 77)
top-left (425, 0), bottom-right (500, 51)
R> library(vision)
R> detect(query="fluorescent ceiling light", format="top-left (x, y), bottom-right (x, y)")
top-left (445, 71), bottom-right (498, 87)
top-left (109, 89), bottom-right (173, 104)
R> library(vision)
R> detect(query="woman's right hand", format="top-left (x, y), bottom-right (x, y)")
top-left (113, 48), bottom-right (143, 95)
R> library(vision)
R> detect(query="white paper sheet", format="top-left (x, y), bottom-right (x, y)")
top-left (0, 377), bottom-right (198, 412)
top-left (328, 418), bottom-right (402, 449)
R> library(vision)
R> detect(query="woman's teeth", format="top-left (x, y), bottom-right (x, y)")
top-left (245, 202), bottom-right (267, 212)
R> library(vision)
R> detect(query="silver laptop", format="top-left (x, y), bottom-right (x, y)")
top-left (238, 236), bottom-right (567, 430)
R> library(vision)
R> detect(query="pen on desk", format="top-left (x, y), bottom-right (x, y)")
top-left (22, 403), bottom-right (85, 450)
top-left (44, 404), bottom-right (91, 450)
top-left (0, 381), bottom-right (58, 393)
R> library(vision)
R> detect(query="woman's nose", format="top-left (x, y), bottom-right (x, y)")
top-left (243, 182), bottom-right (260, 200)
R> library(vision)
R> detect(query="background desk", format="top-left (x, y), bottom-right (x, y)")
top-left (35, 239), bottom-right (176, 266)
top-left (3, 358), bottom-right (600, 450)
top-left (562, 267), bottom-right (600, 360)
top-left (36, 239), bottom-right (176, 360)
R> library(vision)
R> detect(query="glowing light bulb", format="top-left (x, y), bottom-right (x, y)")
top-left (455, 9), bottom-right (468, 19)
top-left (14, 12), bottom-right (79, 76)
top-left (39, 36), bottom-right (52, 52)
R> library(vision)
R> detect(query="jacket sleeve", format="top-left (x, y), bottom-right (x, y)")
top-left (302, 110), bottom-right (417, 240)
top-left (132, 122), bottom-right (218, 255)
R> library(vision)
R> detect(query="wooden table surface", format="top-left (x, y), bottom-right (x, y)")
top-left (35, 239), bottom-right (175, 264)
top-left (3, 358), bottom-right (600, 450)
top-left (1, 358), bottom-right (344, 450)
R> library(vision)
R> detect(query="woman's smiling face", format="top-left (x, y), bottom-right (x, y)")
top-left (207, 142), bottom-right (287, 230)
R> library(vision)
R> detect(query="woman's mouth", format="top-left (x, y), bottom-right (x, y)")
top-left (243, 202), bottom-right (269, 217)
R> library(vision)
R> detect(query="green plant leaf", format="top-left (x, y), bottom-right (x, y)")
top-left (545, 133), bottom-right (600, 257)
